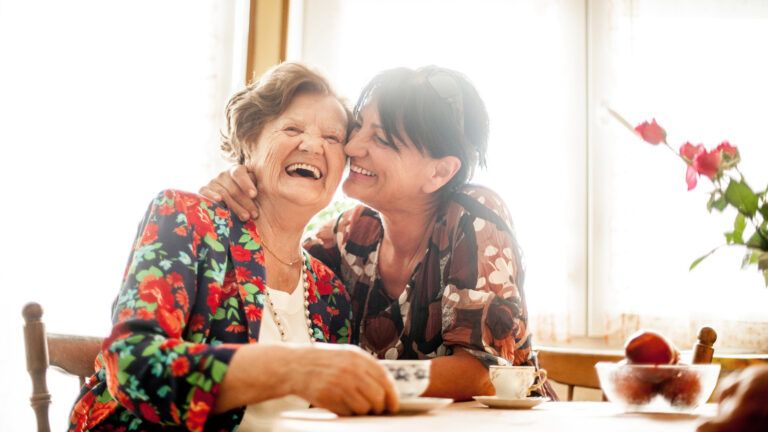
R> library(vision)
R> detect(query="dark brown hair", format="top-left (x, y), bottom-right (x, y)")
top-left (221, 62), bottom-right (349, 163)
top-left (353, 66), bottom-right (489, 191)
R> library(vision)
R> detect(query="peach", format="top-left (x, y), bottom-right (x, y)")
top-left (611, 368), bottom-right (656, 405)
top-left (624, 330), bottom-right (678, 365)
top-left (659, 370), bottom-right (702, 407)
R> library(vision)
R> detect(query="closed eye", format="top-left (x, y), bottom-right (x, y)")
top-left (284, 126), bottom-right (302, 136)
top-left (324, 135), bottom-right (343, 144)
top-left (374, 134), bottom-right (392, 148)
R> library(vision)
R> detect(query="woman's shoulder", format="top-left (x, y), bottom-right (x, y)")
top-left (147, 189), bottom-right (233, 230)
top-left (150, 189), bottom-right (229, 214)
top-left (445, 184), bottom-right (513, 225)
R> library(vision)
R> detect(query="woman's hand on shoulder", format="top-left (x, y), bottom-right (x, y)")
top-left (292, 343), bottom-right (400, 416)
top-left (199, 165), bottom-right (259, 221)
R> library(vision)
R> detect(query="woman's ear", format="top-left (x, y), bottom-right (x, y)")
top-left (422, 156), bottom-right (461, 194)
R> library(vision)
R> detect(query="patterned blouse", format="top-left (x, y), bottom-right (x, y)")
top-left (68, 190), bottom-right (350, 432)
top-left (304, 184), bottom-right (534, 368)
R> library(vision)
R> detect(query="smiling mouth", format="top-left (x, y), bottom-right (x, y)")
top-left (286, 163), bottom-right (322, 179)
top-left (350, 164), bottom-right (376, 177)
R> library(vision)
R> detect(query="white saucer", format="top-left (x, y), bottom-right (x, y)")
top-left (473, 396), bottom-right (549, 409)
top-left (398, 397), bottom-right (453, 414)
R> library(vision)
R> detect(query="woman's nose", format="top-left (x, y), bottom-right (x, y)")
top-left (298, 133), bottom-right (325, 154)
top-left (344, 131), bottom-right (367, 157)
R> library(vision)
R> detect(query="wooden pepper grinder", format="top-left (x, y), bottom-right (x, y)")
top-left (692, 326), bottom-right (717, 364)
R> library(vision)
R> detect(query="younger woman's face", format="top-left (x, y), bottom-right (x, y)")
top-left (342, 103), bottom-right (442, 212)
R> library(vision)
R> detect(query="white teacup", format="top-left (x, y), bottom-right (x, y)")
top-left (379, 359), bottom-right (431, 399)
top-left (489, 365), bottom-right (547, 399)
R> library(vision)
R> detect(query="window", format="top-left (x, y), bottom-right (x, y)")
top-left (0, 1), bottom-right (249, 429)
top-left (293, 0), bottom-right (768, 350)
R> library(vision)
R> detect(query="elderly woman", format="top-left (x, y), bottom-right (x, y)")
top-left (68, 63), bottom-right (398, 432)
top-left (202, 66), bottom-right (554, 400)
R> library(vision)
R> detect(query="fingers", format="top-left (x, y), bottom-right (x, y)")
top-left (363, 360), bottom-right (399, 414)
top-left (352, 371), bottom-right (387, 415)
top-left (299, 346), bottom-right (398, 416)
top-left (205, 181), bottom-right (253, 222)
top-left (199, 185), bottom-right (222, 202)
top-left (216, 170), bottom-right (260, 219)
top-left (230, 165), bottom-right (258, 199)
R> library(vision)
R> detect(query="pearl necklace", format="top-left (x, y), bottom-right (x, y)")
top-left (263, 264), bottom-right (314, 342)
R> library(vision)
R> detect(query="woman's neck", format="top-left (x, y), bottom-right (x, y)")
top-left (253, 197), bottom-right (311, 269)
top-left (379, 198), bottom-right (440, 264)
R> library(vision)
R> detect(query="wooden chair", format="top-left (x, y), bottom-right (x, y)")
top-left (23, 302), bottom-right (103, 432)
top-left (536, 346), bottom-right (624, 401)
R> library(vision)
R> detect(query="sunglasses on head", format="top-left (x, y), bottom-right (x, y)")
top-left (426, 72), bottom-right (464, 134)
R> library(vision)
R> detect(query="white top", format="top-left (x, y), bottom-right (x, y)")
top-left (238, 277), bottom-right (312, 432)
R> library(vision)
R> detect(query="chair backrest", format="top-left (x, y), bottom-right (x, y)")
top-left (22, 302), bottom-right (103, 432)
top-left (536, 346), bottom-right (624, 401)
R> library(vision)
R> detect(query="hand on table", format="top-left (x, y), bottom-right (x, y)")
top-left (294, 344), bottom-right (400, 416)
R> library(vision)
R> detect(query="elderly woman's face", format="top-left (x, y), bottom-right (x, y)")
top-left (246, 92), bottom-right (347, 211)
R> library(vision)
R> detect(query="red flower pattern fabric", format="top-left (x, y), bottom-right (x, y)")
top-left (68, 190), bottom-right (350, 431)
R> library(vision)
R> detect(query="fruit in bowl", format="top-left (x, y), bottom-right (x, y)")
top-left (624, 330), bottom-right (679, 365)
top-left (595, 330), bottom-right (720, 412)
top-left (596, 362), bottom-right (720, 411)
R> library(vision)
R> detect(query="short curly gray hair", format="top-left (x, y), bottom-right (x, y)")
top-left (221, 62), bottom-right (350, 164)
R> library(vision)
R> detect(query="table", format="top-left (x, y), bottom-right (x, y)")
top-left (267, 401), bottom-right (717, 432)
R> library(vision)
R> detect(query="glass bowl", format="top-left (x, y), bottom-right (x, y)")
top-left (595, 362), bottom-right (720, 413)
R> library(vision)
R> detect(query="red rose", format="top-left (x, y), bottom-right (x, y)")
top-left (254, 249), bottom-right (266, 265)
top-left (158, 203), bottom-right (175, 216)
top-left (160, 338), bottom-right (182, 350)
top-left (85, 399), bottom-right (117, 427)
top-left (679, 142), bottom-right (705, 162)
top-left (244, 304), bottom-right (262, 321)
top-left (118, 309), bottom-right (133, 322)
top-left (635, 119), bottom-right (666, 145)
top-left (174, 226), bottom-right (187, 237)
top-left (167, 272), bottom-right (184, 287)
top-left (188, 343), bottom-right (207, 355)
top-left (230, 244), bottom-right (251, 262)
top-left (174, 289), bottom-right (189, 313)
top-left (312, 313), bottom-right (323, 326)
top-left (189, 313), bottom-right (205, 331)
top-left (215, 207), bottom-right (229, 220)
top-left (139, 223), bottom-right (159, 246)
top-left (693, 148), bottom-right (722, 180)
top-left (185, 389), bottom-right (213, 432)
top-left (716, 140), bottom-right (738, 156)
top-left (235, 267), bottom-right (251, 283)
top-left (138, 275), bottom-right (173, 307)
top-left (679, 142), bottom-right (722, 189)
top-left (139, 402), bottom-right (161, 423)
top-left (157, 308), bottom-right (183, 337)
top-left (206, 282), bottom-right (222, 314)
top-left (137, 308), bottom-right (153, 320)
top-left (170, 357), bottom-right (190, 377)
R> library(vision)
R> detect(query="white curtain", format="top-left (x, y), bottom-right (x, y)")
top-left (589, 0), bottom-right (768, 351)
top-left (0, 1), bottom-right (248, 429)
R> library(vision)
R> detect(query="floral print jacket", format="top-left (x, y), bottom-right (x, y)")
top-left (305, 185), bottom-right (534, 368)
top-left (69, 190), bottom-right (351, 432)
